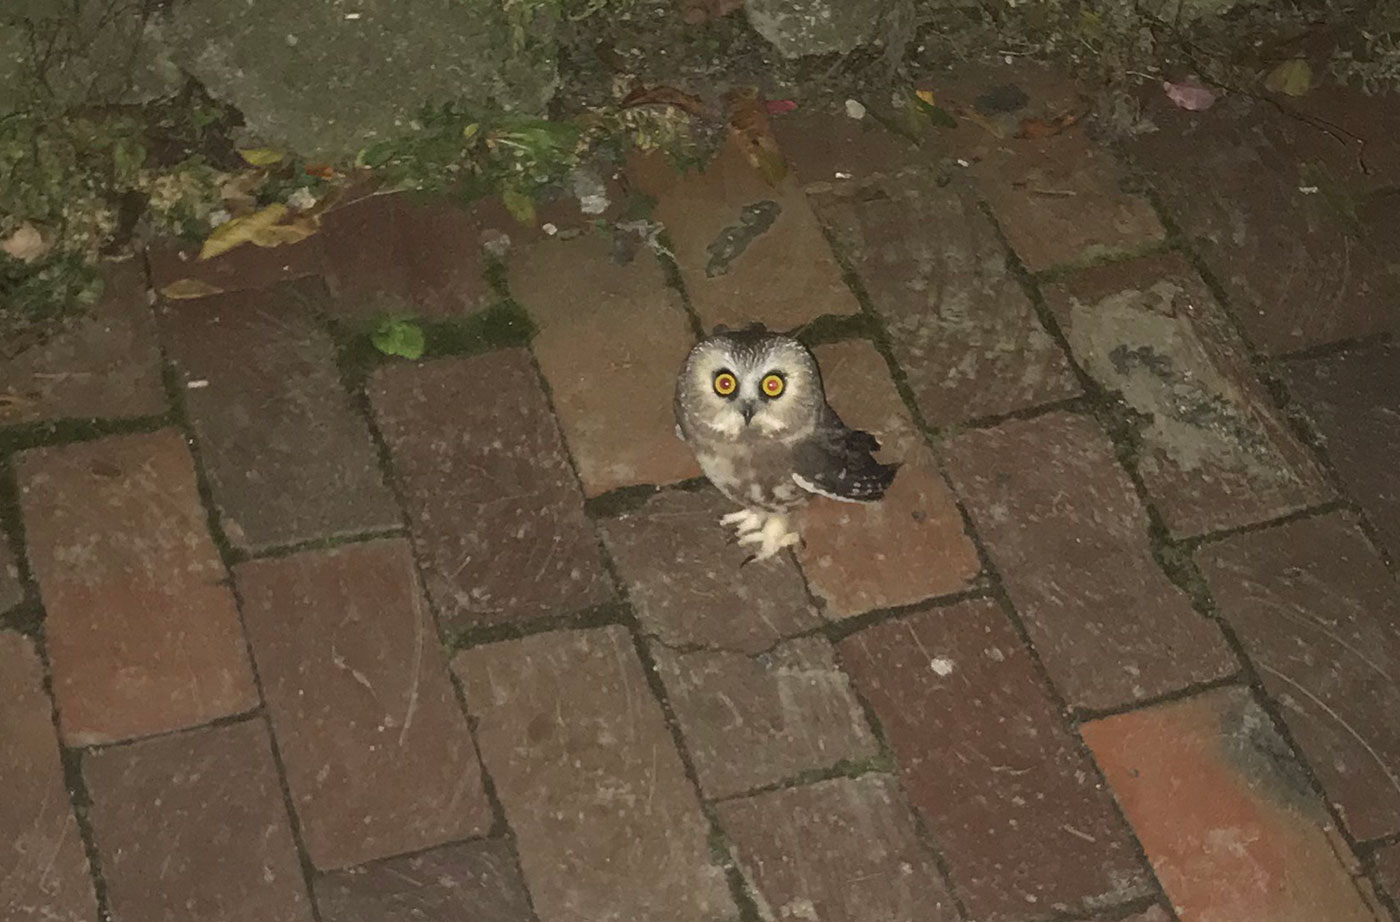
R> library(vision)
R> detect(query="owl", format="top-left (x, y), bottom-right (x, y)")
top-left (674, 324), bottom-right (899, 562)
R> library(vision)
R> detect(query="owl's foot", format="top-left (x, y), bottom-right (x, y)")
top-left (737, 512), bottom-right (800, 564)
top-left (721, 508), bottom-right (765, 539)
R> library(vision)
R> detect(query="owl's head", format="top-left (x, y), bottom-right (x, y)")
top-left (678, 325), bottom-right (824, 440)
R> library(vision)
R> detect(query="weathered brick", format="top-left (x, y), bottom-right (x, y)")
top-left (770, 106), bottom-right (924, 188)
top-left (1042, 253), bottom-right (1332, 537)
top-left (1124, 93), bottom-right (1400, 354)
top-left (799, 341), bottom-right (980, 617)
top-left (631, 137), bottom-right (860, 330)
top-left (370, 351), bottom-right (614, 630)
top-left (0, 633), bottom-right (97, 921)
top-left (1286, 343), bottom-right (1400, 557)
top-left (161, 281), bottom-right (401, 552)
top-left (453, 626), bottom-right (735, 922)
top-left (235, 539), bottom-right (491, 870)
top-left (147, 234), bottom-right (322, 298)
top-left (1374, 843), bottom-right (1400, 904)
top-left (839, 599), bottom-right (1152, 920)
top-left (0, 259), bottom-right (166, 424)
top-left (0, 531), bottom-right (24, 613)
top-left (653, 637), bottom-right (879, 799)
top-left (84, 719), bottom-right (314, 922)
top-left (319, 193), bottom-right (492, 322)
top-left (1083, 687), bottom-right (1385, 922)
top-left (18, 430), bottom-right (258, 745)
top-left (314, 839), bottom-right (534, 922)
top-left (597, 488), bottom-right (821, 653)
top-left (815, 178), bottom-right (1080, 426)
top-left (716, 774), bottom-right (959, 922)
top-left (509, 232), bottom-right (700, 495)
top-left (1196, 513), bottom-right (1400, 842)
top-left (943, 411), bottom-right (1237, 710)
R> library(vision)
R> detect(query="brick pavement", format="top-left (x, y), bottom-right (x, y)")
top-left (3, 63), bottom-right (1399, 922)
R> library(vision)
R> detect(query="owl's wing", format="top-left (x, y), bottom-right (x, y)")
top-left (790, 410), bottom-right (898, 503)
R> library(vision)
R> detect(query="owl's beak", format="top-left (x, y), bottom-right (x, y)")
top-left (739, 400), bottom-right (757, 425)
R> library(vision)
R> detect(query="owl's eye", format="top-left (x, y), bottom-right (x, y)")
top-left (760, 373), bottom-right (785, 398)
top-left (713, 371), bottom-right (738, 397)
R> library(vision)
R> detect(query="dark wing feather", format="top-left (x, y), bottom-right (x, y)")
top-left (791, 406), bottom-right (898, 502)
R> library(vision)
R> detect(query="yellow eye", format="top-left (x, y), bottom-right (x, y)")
top-left (713, 371), bottom-right (738, 397)
top-left (761, 373), bottom-right (785, 398)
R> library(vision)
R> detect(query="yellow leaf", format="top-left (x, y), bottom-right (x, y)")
top-left (500, 185), bottom-right (536, 225)
top-left (199, 204), bottom-right (288, 260)
top-left (915, 89), bottom-right (936, 107)
top-left (462, 123), bottom-right (481, 141)
top-left (249, 214), bottom-right (320, 247)
top-left (160, 278), bottom-right (225, 300)
top-left (238, 148), bottom-right (286, 167)
top-left (1265, 58), bottom-right (1312, 97)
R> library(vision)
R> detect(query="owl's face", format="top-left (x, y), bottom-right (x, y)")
top-left (678, 330), bottom-right (825, 440)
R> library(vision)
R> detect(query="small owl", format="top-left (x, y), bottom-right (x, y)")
top-left (674, 324), bottom-right (899, 562)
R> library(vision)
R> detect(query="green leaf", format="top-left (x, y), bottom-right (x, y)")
top-left (912, 92), bottom-right (958, 129)
top-left (371, 318), bottom-right (425, 359)
top-left (357, 140), bottom-right (397, 169)
top-left (500, 184), bottom-right (537, 224)
top-left (1265, 58), bottom-right (1312, 97)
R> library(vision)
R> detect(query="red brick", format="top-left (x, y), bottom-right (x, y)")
top-left (839, 599), bottom-right (1152, 920)
top-left (0, 259), bottom-right (166, 424)
top-left (770, 105), bottom-right (925, 188)
top-left (18, 430), bottom-right (257, 744)
top-left (815, 179), bottom-right (1080, 426)
top-left (84, 719), bottom-right (314, 922)
top-left (716, 774), bottom-right (959, 922)
top-left (631, 137), bottom-right (860, 330)
top-left (369, 351), bottom-right (614, 630)
top-left (0, 633), bottom-right (97, 921)
top-left (1286, 342), bottom-right (1400, 558)
top-left (161, 281), bottom-right (401, 552)
top-left (653, 637), bottom-right (879, 799)
top-left (1043, 253), bottom-right (1332, 537)
top-left (1196, 513), bottom-right (1400, 842)
top-left (508, 232), bottom-right (700, 495)
top-left (453, 626), bottom-right (735, 922)
top-left (314, 839), bottom-right (534, 922)
top-left (943, 411), bottom-right (1237, 710)
top-left (235, 539), bottom-right (491, 870)
top-left (799, 341), bottom-right (980, 617)
top-left (1083, 687), bottom-right (1386, 922)
top-left (147, 233), bottom-right (322, 298)
top-left (597, 488), bottom-right (822, 653)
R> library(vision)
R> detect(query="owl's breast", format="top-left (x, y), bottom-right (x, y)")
top-left (693, 440), bottom-right (804, 511)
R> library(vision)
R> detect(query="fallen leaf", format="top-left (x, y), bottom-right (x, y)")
top-left (372, 317), bottom-right (425, 360)
top-left (915, 89), bottom-right (936, 107)
top-left (1265, 58), bottom-right (1312, 96)
top-left (1, 223), bottom-right (50, 263)
top-left (304, 162), bottom-right (338, 179)
top-left (500, 185), bottom-right (537, 224)
top-left (238, 148), bottom-right (285, 167)
top-left (724, 87), bottom-right (788, 186)
top-left (159, 278), bottom-right (226, 300)
top-left (1163, 79), bottom-right (1218, 111)
top-left (765, 99), bottom-right (797, 115)
top-left (249, 214), bottom-right (320, 247)
top-left (199, 203), bottom-right (319, 259)
top-left (620, 84), bottom-right (713, 118)
top-left (1015, 109), bottom-right (1083, 139)
top-left (912, 91), bottom-right (958, 128)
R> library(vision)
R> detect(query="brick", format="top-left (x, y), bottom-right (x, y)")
top-left (509, 232), bottom-right (700, 495)
top-left (653, 637), bottom-right (879, 799)
top-left (18, 430), bottom-right (257, 744)
top-left (944, 411), bottom-right (1237, 710)
top-left (0, 259), bottom-right (166, 424)
top-left (319, 193), bottom-right (492, 322)
top-left (235, 539), bottom-right (491, 870)
top-left (799, 341), bottom-right (980, 617)
top-left (597, 488), bottom-right (821, 652)
top-left (1083, 687), bottom-right (1385, 922)
top-left (1374, 843), bottom-right (1400, 903)
top-left (147, 233), bottom-right (322, 298)
top-left (1103, 908), bottom-right (1172, 922)
top-left (1124, 93), bottom-right (1400, 354)
top-left (716, 774), bottom-right (959, 922)
top-left (85, 719), bottom-right (314, 922)
top-left (1286, 343), bottom-right (1400, 557)
top-left (370, 351), bottom-right (614, 630)
top-left (0, 531), bottom-right (24, 613)
top-left (770, 106), bottom-right (924, 188)
top-left (1043, 253), bottom-right (1333, 537)
top-left (631, 137), bottom-right (860, 330)
top-left (0, 633), bottom-right (97, 921)
top-left (839, 599), bottom-right (1151, 920)
top-left (314, 839), bottom-right (534, 922)
top-left (161, 281), bottom-right (401, 552)
top-left (1196, 513), bottom-right (1400, 842)
top-left (815, 178), bottom-right (1080, 426)
top-left (453, 626), bottom-right (735, 922)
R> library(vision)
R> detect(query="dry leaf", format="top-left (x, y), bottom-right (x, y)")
top-left (724, 87), bottom-right (788, 186)
top-left (620, 84), bottom-right (713, 118)
top-left (1163, 80), bottom-right (1218, 111)
top-left (238, 148), bottom-right (286, 167)
top-left (915, 89), bottom-right (936, 107)
top-left (199, 203), bottom-right (319, 259)
top-left (1265, 58), bottom-right (1312, 96)
top-left (249, 214), bottom-right (319, 247)
top-left (1, 223), bottom-right (50, 263)
top-left (765, 99), bottom-right (797, 115)
top-left (1016, 109), bottom-right (1083, 139)
top-left (160, 278), bottom-right (226, 299)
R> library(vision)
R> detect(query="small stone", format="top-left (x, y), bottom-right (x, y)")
top-left (1083, 687), bottom-right (1382, 922)
top-left (845, 99), bottom-right (867, 119)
